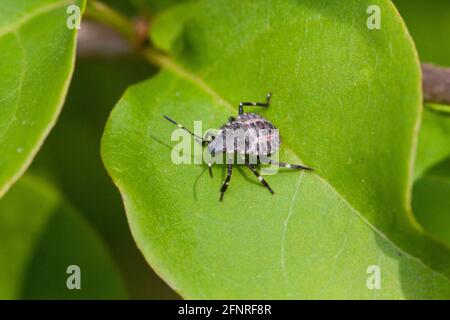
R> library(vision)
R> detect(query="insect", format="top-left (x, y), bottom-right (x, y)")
top-left (163, 93), bottom-right (313, 201)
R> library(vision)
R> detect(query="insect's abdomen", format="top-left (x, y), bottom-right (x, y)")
top-left (208, 113), bottom-right (281, 156)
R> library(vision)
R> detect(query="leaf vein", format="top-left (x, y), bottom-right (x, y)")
top-left (280, 171), bottom-right (304, 288)
top-left (0, 0), bottom-right (73, 38)
top-left (0, 31), bottom-right (26, 141)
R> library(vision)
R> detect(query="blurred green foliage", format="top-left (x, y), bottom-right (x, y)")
top-left (0, 175), bottom-right (126, 299)
top-left (395, 0), bottom-right (450, 248)
top-left (394, 0), bottom-right (450, 67)
top-left (31, 57), bottom-right (178, 299)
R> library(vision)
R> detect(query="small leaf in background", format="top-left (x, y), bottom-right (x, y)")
top-left (413, 157), bottom-right (450, 247)
top-left (31, 57), bottom-right (179, 299)
top-left (100, 0), bottom-right (189, 18)
top-left (130, 0), bottom-right (188, 15)
top-left (102, 0), bottom-right (450, 298)
top-left (0, 0), bottom-right (86, 197)
top-left (394, 0), bottom-right (450, 115)
top-left (0, 174), bottom-right (126, 299)
top-left (394, 0), bottom-right (450, 67)
top-left (100, 0), bottom-right (139, 17)
top-left (414, 110), bottom-right (450, 178)
top-left (395, 0), bottom-right (450, 247)
top-left (149, 0), bottom-right (195, 52)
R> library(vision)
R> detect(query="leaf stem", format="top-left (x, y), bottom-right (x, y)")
top-left (84, 0), bottom-right (135, 44)
top-left (142, 47), bottom-right (233, 109)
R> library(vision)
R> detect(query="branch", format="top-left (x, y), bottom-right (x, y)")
top-left (77, 20), bottom-right (131, 57)
top-left (84, 0), bottom-right (148, 49)
top-left (422, 63), bottom-right (450, 106)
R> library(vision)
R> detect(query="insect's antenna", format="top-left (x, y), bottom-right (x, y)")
top-left (163, 115), bottom-right (204, 144)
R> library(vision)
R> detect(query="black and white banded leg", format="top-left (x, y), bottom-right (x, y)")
top-left (204, 130), bottom-right (216, 145)
top-left (208, 150), bottom-right (215, 178)
top-left (246, 162), bottom-right (274, 194)
top-left (220, 164), bottom-right (233, 201)
top-left (163, 115), bottom-right (210, 146)
top-left (261, 159), bottom-right (313, 171)
top-left (238, 93), bottom-right (272, 115)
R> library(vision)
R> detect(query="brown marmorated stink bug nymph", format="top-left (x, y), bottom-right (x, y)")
top-left (163, 93), bottom-right (313, 201)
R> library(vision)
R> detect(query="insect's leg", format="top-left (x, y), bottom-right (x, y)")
top-left (246, 162), bottom-right (274, 194)
top-left (261, 158), bottom-right (313, 171)
top-left (208, 150), bottom-right (215, 178)
top-left (203, 130), bottom-right (216, 146)
top-left (220, 164), bottom-right (233, 201)
top-left (238, 93), bottom-right (272, 115)
top-left (163, 115), bottom-right (205, 145)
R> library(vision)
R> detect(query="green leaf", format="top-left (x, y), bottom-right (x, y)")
top-left (394, 0), bottom-right (450, 177)
top-left (393, 0), bottom-right (450, 67)
top-left (130, 0), bottom-right (188, 14)
top-left (102, 0), bottom-right (450, 298)
top-left (32, 57), bottom-right (178, 299)
top-left (394, 0), bottom-right (450, 113)
top-left (0, 0), bottom-right (85, 197)
top-left (0, 174), bottom-right (126, 299)
top-left (149, 0), bottom-right (195, 52)
top-left (395, 0), bottom-right (450, 247)
top-left (100, 0), bottom-right (139, 17)
top-left (414, 109), bottom-right (450, 178)
top-left (413, 157), bottom-right (450, 247)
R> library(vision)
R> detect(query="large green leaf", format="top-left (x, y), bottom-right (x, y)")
top-left (0, 0), bottom-right (85, 197)
top-left (0, 174), bottom-right (126, 299)
top-left (102, 0), bottom-right (450, 298)
top-left (32, 57), bottom-right (178, 299)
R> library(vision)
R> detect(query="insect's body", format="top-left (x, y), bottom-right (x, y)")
top-left (163, 93), bottom-right (312, 201)
top-left (207, 112), bottom-right (280, 156)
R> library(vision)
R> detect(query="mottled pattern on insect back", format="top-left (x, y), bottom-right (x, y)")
top-left (207, 113), bottom-right (281, 157)
top-left (163, 93), bottom-right (313, 201)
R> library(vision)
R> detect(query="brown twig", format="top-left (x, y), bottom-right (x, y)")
top-left (422, 63), bottom-right (450, 106)
top-left (76, 20), bottom-right (131, 57)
